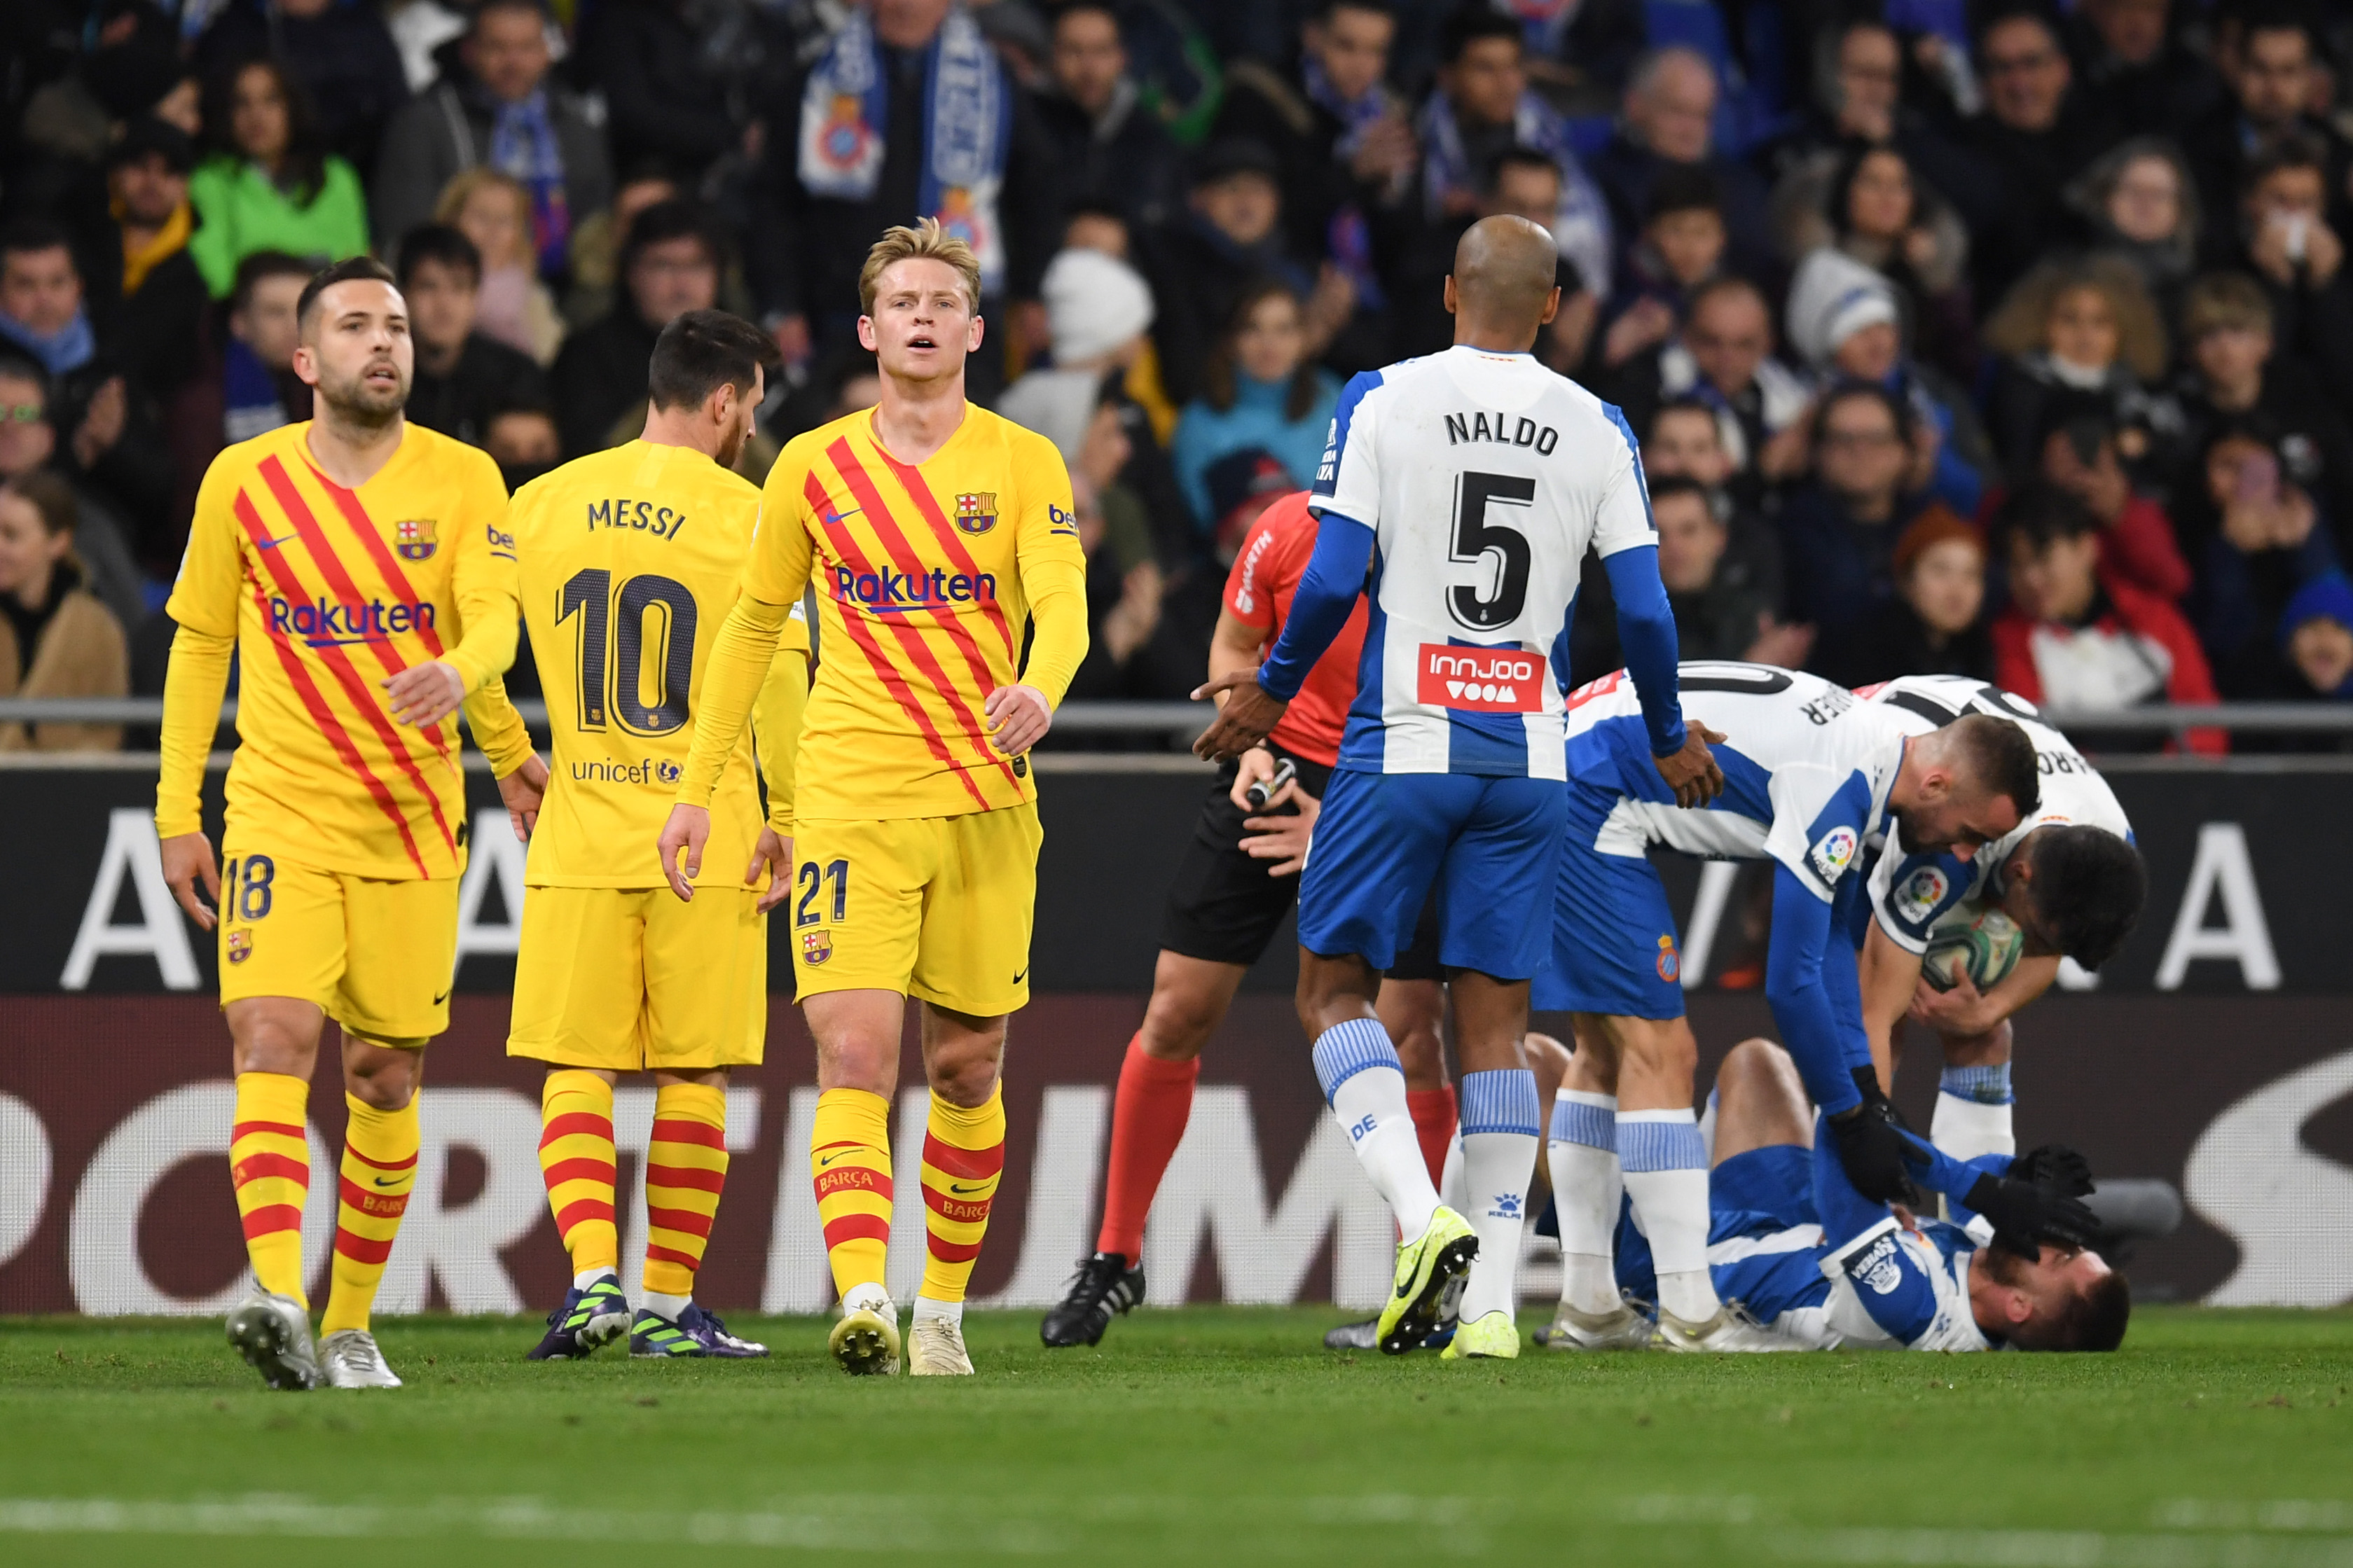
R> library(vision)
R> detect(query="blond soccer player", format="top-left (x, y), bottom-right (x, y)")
top-left (656, 221), bottom-right (1088, 1376)
top-left (503, 310), bottom-right (809, 1361)
top-left (158, 257), bottom-right (542, 1392)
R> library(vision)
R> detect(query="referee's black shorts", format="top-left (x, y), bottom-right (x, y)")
top-left (1159, 747), bottom-right (1445, 978)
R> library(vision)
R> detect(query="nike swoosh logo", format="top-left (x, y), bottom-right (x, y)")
top-left (820, 507), bottom-right (862, 527)
top-left (372, 1175), bottom-right (402, 1188)
top-left (432, 989), bottom-right (451, 1005)
top-left (948, 1182), bottom-right (988, 1195)
top-left (817, 1150), bottom-right (853, 1167)
top-left (1012, 966), bottom-right (1029, 984)
top-left (254, 534), bottom-right (298, 549)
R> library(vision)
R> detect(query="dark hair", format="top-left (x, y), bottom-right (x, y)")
top-left (0, 218), bottom-right (76, 270)
top-left (0, 353), bottom-right (49, 398)
top-left (621, 200), bottom-right (722, 278)
top-left (1486, 144), bottom-right (1561, 194)
top-left (1053, 0), bottom-right (1122, 36)
top-left (1975, 4), bottom-right (2062, 56)
top-left (1320, 0), bottom-right (1395, 21)
top-left (1688, 272), bottom-right (1769, 321)
top-left (202, 57), bottom-right (329, 204)
top-left (1645, 473), bottom-right (1714, 514)
top-left (1947, 713), bottom-right (2042, 820)
top-left (296, 256), bottom-right (400, 332)
top-left (6, 469), bottom-right (79, 536)
top-left (1828, 139), bottom-right (1913, 239)
top-left (1646, 162), bottom-right (1723, 223)
top-left (396, 224), bottom-right (483, 290)
top-left (1998, 480), bottom-right (2101, 551)
top-left (1650, 396), bottom-right (1719, 438)
top-left (472, 0), bottom-right (553, 27)
top-left (647, 310), bottom-right (780, 412)
top-left (2022, 1263), bottom-right (2131, 1352)
top-left (2027, 824), bottom-right (2147, 970)
top-left (1440, 0), bottom-right (1521, 64)
top-left (2247, 130), bottom-right (2329, 190)
top-left (1818, 379), bottom-right (1914, 445)
top-left (2239, 0), bottom-right (2317, 52)
top-left (1203, 278), bottom-right (1320, 422)
top-left (231, 250), bottom-right (315, 315)
top-left (1063, 198), bottom-right (1129, 231)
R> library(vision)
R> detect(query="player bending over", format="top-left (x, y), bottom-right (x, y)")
top-left (658, 222), bottom-right (1086, 1376)
top-left (158, 258), bottom-right (542, 1390)
top-left (1597, 1038), bottom-right (2127, 1352)
top-left (1857, 675), bottom-right (2147, 1169)
top-left (1196, 214), bottom-right (1720, 1359)
top-left (1040, 488), bottom-right (1460, 1348)
top-left (506, 312), bottom-right (801, 1361)
top-left (1540, 662), bottom-right (2037, 1351)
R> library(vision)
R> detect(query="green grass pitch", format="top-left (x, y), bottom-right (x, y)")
top-left (4, 1307), bottom-right (2351, 1567)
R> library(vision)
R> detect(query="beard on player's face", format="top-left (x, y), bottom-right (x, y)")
top-left (317, 350), bottom-right (410, 427)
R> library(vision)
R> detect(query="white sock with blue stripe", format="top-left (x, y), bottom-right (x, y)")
top-left (1456, 1069), bottom-right (1540, 1323)
top-left (1312, 1018), bottom-right (1440, 1237)
top-left (1931, 1062), bottom-right (2015, 1162)
top-left (1548, 1090), bottom-right (1624, 1315)
top-left (1619, 1108), bottom-right (1718, 1324)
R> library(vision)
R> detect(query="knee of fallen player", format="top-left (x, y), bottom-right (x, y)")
top-left (1716, 1036), bottom-right (1802, 1110)
top-left (342, 1036), bottom-right (429, 1110)
top-left (1977, 1244), bottom-right (2131, 1352)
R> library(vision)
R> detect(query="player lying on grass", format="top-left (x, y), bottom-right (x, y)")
top-left (1040, 485), bottom-right (1461, 1349)
top-left (1600, 1038), bottom-right (2128, 1352)
top-left (504, 312), bottom-right (803, 1362)
top-left (1856, 674), bottom-right (2147, 1172)
top-left (1537, 662), bottom-right (2038, 1352)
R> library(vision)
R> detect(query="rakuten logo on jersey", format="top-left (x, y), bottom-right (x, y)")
top-left (1417, 645), bottom-right (1544, 712)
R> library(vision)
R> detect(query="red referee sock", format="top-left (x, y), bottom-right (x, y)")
top-left (1407, 1085), bottom-right (1458, 1186)
top-left (1096, 1036), bottom-right (1199, 1262)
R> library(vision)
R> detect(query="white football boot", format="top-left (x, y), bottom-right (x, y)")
top-left (226, 1291), bottom-right (320, 1390)
top-left (319, 1328), bottom-right (403, 1387)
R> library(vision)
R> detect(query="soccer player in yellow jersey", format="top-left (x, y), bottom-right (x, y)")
top-left (504, 311), bottom-right (807, 1361)
top-left (657, 220), bottom-right (1088, 1376)
top-left (156, 258), bottom-right (542, 1392)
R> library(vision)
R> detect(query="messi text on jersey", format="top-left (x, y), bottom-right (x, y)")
top-left (586, 497), bottom-right (690, 540)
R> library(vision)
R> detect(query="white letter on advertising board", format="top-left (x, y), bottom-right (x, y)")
top-left (2155, 823), bottom-right (2281, 990)
top-left (61, 810), bottom-right (199, 990)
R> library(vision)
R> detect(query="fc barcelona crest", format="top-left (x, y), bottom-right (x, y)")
top-left (801, 930), bottom-right (834, 965)
top-left (393, 518), bottom-right (439, 561)
top-left (953, 492), bottom-right (997, 535)
top-left (227, 930), bottom-right (253, 965)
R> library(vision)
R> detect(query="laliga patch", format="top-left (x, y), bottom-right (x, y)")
top-left (226, 930), bottom-right (253, 965)
top-left (1895, 864), bottom-right (1950, 926)
top-left (800, 930), bottom-right (834, 966)
top-left (1807, 825), bottom-right (1859, 887)
top-left (1849, 1234), bottom-right (1905, 1296)
top-left (955, 492), bottom-right (998, 534)
top-left (1655, 935), bottom-right (1680, 982)
top-left (1416, 644), bottom-right (1543, 713)
top-left (392, 518), bottom-right (438, 561)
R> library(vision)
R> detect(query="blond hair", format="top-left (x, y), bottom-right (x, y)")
top-left (433, 167), bottom-right (536, 268)
top-left (1982, 255), bottom-right (2169, 382)
top-left (858, 218), bottom-right (982, 316)
top-left (2180, 271), bottom-right (2273, 341)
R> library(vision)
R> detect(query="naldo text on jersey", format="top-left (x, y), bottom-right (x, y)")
top-left (1442, 410), bottom-right (1561, 454)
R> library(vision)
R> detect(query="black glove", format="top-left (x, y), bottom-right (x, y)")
top-left (2008, 1144), bottom-right (2095, 1198)
top-left (1964, 1173), bottom-right (2102, 1259)
top-left (1828, 1068), bottom-right (1924, 1207)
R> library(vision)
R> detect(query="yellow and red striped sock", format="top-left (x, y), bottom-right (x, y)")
top-left (810, 1088), bottom-right (892, 1303)
top-left (537, 1071), bottom-right (619, 1279)
top-left (919, 1085), bottom-right (1005, 1305)
top-left (230, 1072), bottom-right (311, 1307)
top-left (319, 1092), bottom-right (419, 1335)
top-left (644, 1083), bottom-right (728, 1300)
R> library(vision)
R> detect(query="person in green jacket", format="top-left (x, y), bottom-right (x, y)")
top-left (189, 59), bottom-right (371, 299)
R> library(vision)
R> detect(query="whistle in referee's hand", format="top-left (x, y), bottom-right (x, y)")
top-left (1246, 758), bottom-right (1297, 812)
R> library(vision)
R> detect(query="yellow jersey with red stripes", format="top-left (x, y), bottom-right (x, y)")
top-left (697, 404), bottom-right (1088, 821)
top-left (510, 439), bottom-right (810, 888)
top-left (160, 422), bottom-right (523, 880)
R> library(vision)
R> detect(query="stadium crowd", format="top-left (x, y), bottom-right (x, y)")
top-left (6, 0), bottom-right (2353, 751)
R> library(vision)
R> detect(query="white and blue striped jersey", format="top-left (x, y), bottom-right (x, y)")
top-left (1310, 345), bottom-right (1657, 780)
top-left (1706, 1215), bottom-right (1991, 1352)
top-left (1563, 662), bottom-right (1916, 900)
top-left (1860, 676), bottom-right (2136, 954)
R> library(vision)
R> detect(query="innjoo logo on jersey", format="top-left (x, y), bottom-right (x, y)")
top-left (1417, 645), bottom-right (1544, 712)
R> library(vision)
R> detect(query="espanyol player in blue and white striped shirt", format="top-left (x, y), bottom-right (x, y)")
top-left (1193, 216), bottom-right (1725, 1361)
top-left (1534, 662), bottom-right (2043, 1352)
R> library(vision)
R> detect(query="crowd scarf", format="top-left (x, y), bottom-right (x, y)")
top-left (0, 307), bottom-right (95, 377)
top-left (1302, 55), bottom-right (1401, 312)
top-left (1419, 88), bottom-right (1614, 299)
top-left (120, 200), bottom-right (194, 294)
top-left (488, 89), bottom-right (571, 275)
top-left (798, 4), bottom-right (1011, 294)
top-left (222, 338), bottom-right (289, 445)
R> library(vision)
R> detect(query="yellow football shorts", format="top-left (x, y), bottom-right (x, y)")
top-left (789, 804), bottom-right (1042, 1018)
top-left (507, 884), bottom-right (768, 1071)
top-left (216, 840), bottom-right (460, 1041)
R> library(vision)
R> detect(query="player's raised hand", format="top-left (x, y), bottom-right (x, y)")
top-left (1963, 1172), bottom-right (2102, 1260)
top-left (383, 660), bottom-right (467, 728)
top-left (747, 826), bottom-right (793, 913)
top-left (2010, 1143), bottom-right (2095, 1198)
top-left (496, 754), bottom-right (548, 842)
top-left (1192, 672), bottom-right (1288, 761)
top-left (984, 683), bottom-right (1053, 755)
top-left (657, 803), bottom-right (711, 902)
top-left (160, 831), bottom-right (221, 931)
top-left (1654, 721), bottom-right (1727, 808)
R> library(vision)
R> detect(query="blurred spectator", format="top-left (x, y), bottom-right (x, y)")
top-left (397, 224), bottom-right (550, 449)
top-left (483, 402), bottom-right (561, 492)
top-left (88, 118), bottom-right (207, 401)
top-left (373, 0), bottom-right (613, 277)
top-left (0, 220), bottom-right (97, 380)
top-left (2032, 403), bottom-right (2192, 603)
top-left (573, 0), bottom-right (740, 186)
top-left (165, 251), bottom-right (312, 550)
top-left (2182, 6), bottom-right (2347, 236)
top-left (198, 0), bottom-right (410, 172)
top-left (553, 200), bottom-right (720, 457)
top-left (188, 58), bottom-right (370, 299)
top-left (1982, 256), bottom-right (2179, 483)
top-left (1414, 5), bottom-right (1613, 300)
top-left (754, 0), bottom-right (1056, 398)
top-left (1170, 279), bottom-right (1341, 530)
top-left (0, 471), bottom-right (129, 753)
top-left (2070, 0), bottom-right (2226, 141)
top-left (1992, 480), bottom-right (2223, 750)
top-left (2265, 574), bottom-right (2353, 721)
top-left (1000, 246), bottom-right (1157, 449)
top-left (0, 355), bottom-right (145, 631)
top-left (1033, 2), bottom-right (1180, 235)
top-left (1775, 18), bottom-right (1995, 228)
top-left (2225, 137), bottom-right (2353, 394)
top-left (1589, 46), bottom-right (1774, 284)
top-left (1832, 506), bottom-right (1994, 686)
top-left (1060, 202), bottom-right (1132, 262)
top-left (1782, 139), bottom-right (1975, 380)
top-left (1643, 396), bottom-right (1787, 608)
top-left (1063, 390), bottom-right (1171, 701)
top-left (1780, 381), bottom-right (1931, 665)
top-left (2180, 420), bottom-right (2341, 698)
top-left (1609, 276), bottom-right (1807, 508)
top-left (436, 169), bottom-right (565, 364)
top-left (1966, 8), bottom-right (2116, 303)
top-left (1650, 473), bottom-right (1808, 666)
top-left (2172, 270), bottom-right (2353, 536)
top-left (558, 165), bottom-right (679, 333)
top-left (1596, 165), bottom-right (1725, 373)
